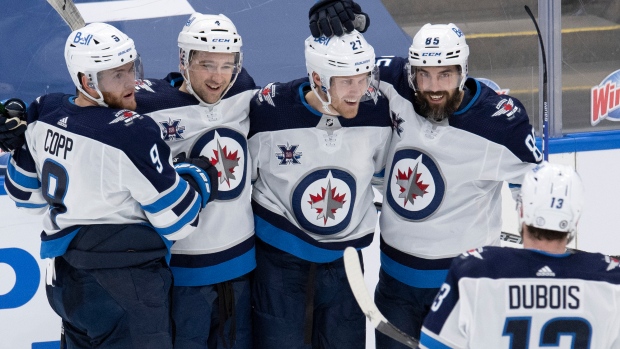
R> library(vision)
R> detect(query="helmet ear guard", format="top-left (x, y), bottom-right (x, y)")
top-left (304, 30), bottom-right (380, 113)
top-left (178, 13), bottom-right (243, 106)
top-left (407, 23), bottom-right (469, 92)
top-left (517, 162), bottom-right (585, 243)
top-left (65, 23), bottom-right (142, 107)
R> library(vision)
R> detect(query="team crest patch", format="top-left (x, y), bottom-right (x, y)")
top-left (160, 118), bottom-right (185, 141)
top-left (135, 79), bottom-right (154, 93)
top-left (605, 255), bottom-right (620, 271)
top-left (276, 143), bottom-right (302, 165)
top-left (492, 98), bottom-right (519, 120)
top-left (109, 110), bottom-right (143, 126)
top-left (257, 83), bottom-right (276, 106)
top-left (386, 148), bottom-right (445, 221)
top-left (461, 247), bottom-right (484, 259)
top-left (189, 128), bottom-right (247, 200)
top-left (292, 168), bottom-right (356, 235)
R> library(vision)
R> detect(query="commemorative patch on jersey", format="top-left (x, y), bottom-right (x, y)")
top-left (292, 168), bottom-right (356, 235)
top-left (109, 110), bottom-right (143, 126)
top-left (386, 148), bottom-right (445, 221)
top-left (256, 83), bottom-right (276, 107)
top-left (461, 247), bottom-right (484, 259)
top-left (159, 118), bottom-right (185, 141)
top-left (276, 143), bottom-right (302, 165)
top-left (190, 127), bottom-right (247, 200)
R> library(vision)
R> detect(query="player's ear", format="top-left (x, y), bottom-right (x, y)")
top-left (312, 72), bottom-right (322, 87)
top-left (79, 73), bottom-right (95, 92)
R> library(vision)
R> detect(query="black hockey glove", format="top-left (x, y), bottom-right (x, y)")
top-left (0, 98), bottom-right (27, 152)
top-left (309, 0), bottom-right (369, 38)
top-left (173, 152), bottom-right (219, 207)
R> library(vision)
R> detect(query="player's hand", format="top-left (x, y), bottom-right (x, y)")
top-left (173, 152), bottom-right (219, 206)
top-left (309, 0), bottom-right (369, 38)
top-left (0, 98), bottom-right (27, 152)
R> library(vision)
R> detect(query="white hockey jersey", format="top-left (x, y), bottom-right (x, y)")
top-left (4, 93), bottom-right (202, 258)
top-left (135, 70), bottom-right (259, 286)
top-left (248, 78), bottom-right (392, 263)
top-left (420, 246), bottom-right (620, 348)
top-left (376, 57), bottom-right (541, 289)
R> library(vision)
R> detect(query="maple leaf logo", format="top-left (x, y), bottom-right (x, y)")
top-left (308, 179), bottom-right (346, 225)
top-left (395, 163), bottom-right (429, 206)
top-left (210, 139), bottom-right (240, 187)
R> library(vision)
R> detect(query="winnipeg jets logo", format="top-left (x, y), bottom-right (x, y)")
top-left (492, 98), bottom-right (520, 119)
top-left (160, 118), bottom-right (185, 141)
top-left (209, 133), bottom-right (240, 188)
top-left (293, 169), bottom-right (356, 235)
top-left (387, 148), bottom-right (445, 221)
top-left (257, 83), bottom-right (276, 106)
top-left (396, 161), bottom-right (430, 206)
top-left (308, 178), bottom-right (347, 225)
top-left (276, 143), bottom-right (302, 165)
top-left (391, 110), bottom-right (404, 137)
top-left (190, 128), bottom-right (247, 200)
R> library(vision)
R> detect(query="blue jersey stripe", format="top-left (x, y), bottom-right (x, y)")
top-left (7, 162), bottom-right (40, 189)
top-left (154, 198), bottom-right (201, 237)
top-left (380, 252), bottom-right (448, 289)
top-left (171, 247), bottom-right (256, 286)
top-left (420, 331), bottom-right (453, 349)
top-left (142, 179), bottom-right (189, 213)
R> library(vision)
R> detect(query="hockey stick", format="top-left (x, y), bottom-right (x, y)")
top-left (343, 247), bottom-right (419, 349)
top-left (47, 0), bottom-right (85, 31)
top-left (524, 5), bottom-right (549, 161)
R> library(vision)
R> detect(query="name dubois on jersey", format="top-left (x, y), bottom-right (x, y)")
top-left (507, 284), bottom-right (581, 310)
top-left (44, 129), bottom-right (73, 160)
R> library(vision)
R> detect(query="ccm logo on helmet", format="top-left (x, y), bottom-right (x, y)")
top-left (212, 39), bottom-right (230, 42)
top-left (72, 32), bottom-right (93, 46)
top-left (422, 52), bottom-right (441, 56)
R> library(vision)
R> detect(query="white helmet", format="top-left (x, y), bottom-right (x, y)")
top-left (517, 162), bottom-right (585, 243)
top-left (178, 13), bottom-right (243, 106)
top-left (408, 23), bottom-right (469, 91)
top-left (65, 23), bottom-right (142, 106)
top-left (305, 31), bottom-right (379, 113)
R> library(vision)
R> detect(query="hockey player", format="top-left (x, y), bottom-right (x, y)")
top-left (248, 31), bottom-right (392, 348)
top-left (420, 162), bottom-right (620, 348)
top-left (308, 8), bottom-right (542, 346)
top-left (133, 13), bottom-right (259, 349)
top-left (3, 23), bottom-right (214, 348)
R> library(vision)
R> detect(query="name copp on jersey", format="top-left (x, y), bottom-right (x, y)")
top-left (135, 69), bottom-right (259, 286)
top-left (4, 93), bottom-right (202, 258)
top-left (376, 56), bottom-right (541, 288)
top-left (420, 247), bottom-right (620, 348)
top-left (248, 78), bottom-right (392, 263)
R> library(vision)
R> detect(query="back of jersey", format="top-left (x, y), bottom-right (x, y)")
top-left (5, 94), bottom-right (201, 257)
top-left (421, 247), bottom-right (620, 348)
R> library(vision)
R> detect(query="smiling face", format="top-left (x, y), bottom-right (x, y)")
top-left (96, 61), bottom-right (138, 110)
top-left (413, 65), bottom-right (463, 122)
top-left (313, 72), bottom-right (371, 119)
top-left (183, 51), bottom-right (237, 104)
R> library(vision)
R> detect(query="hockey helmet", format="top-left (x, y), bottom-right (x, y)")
top-left (517, 162), bottom-right (585, 243)
top-left (65, 23), bottom-right (142, 107)
top-left (408, 23), bottom-right (469, 91)
top-left (178, 13), bottom-right (243, 105)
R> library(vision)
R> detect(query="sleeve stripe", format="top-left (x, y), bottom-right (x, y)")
top-left (141, 178), bottom-right (189, 214)
top-left (7, 162), bottom-right (40, 190)
top-left (16, 202), bottom-right (48, 209)
top-left (4, 175), bottom-right (35, 201)
top-left (154, 196), bottom-right (201, 237)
